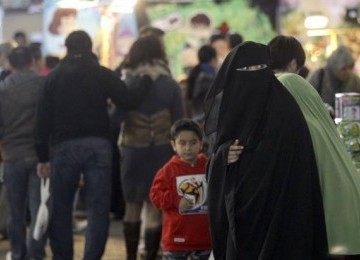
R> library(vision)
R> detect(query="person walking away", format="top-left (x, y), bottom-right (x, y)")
top-left (186, 45), bottom-right (217, 155)
top-left (0, 46), bottom-right (46, 260)
top-left (35, 30), bottom-right (151, 260)
top-left (119, 35), bottom-right (184, 260)
top-left (150, 119), bottom-right (212, 260)
top-left (187, 45), bottom-right (217, 125)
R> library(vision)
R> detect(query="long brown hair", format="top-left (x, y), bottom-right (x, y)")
top-left (123, 35), bottom-right (167, 69)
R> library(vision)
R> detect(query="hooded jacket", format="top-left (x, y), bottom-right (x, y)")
top-left (150, 154), bottom-right (212, 252)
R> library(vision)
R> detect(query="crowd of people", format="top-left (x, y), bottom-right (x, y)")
top-left (0, 25), bottom-right (360, 260)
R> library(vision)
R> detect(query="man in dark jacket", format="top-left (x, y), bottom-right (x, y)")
top-left (35, 30), bottom-right (150, 260)
top-left (0, 46), bottom-right (46, 260)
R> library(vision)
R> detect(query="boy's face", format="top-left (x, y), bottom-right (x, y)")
top-left (171, 130), bottom-right (203, 165)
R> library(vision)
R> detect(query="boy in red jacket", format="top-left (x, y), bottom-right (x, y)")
top-left (150, 119), bottom-right (212, 259)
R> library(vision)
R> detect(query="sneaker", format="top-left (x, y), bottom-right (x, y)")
top-left (6, 251), bottom-right (11, 260)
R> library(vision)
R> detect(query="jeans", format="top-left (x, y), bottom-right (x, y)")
top-left (49, 137), bottom-right (112, 260)
top-left (4, 157), bottom-right (46, 260)
top-left (162, 250), bottom-right (212, 260)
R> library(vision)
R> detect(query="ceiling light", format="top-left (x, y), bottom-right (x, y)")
top-left (304, 14), bottom-right (329, 29)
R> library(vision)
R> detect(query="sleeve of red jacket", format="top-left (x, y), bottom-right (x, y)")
top-left (150, 167), bottom-right (181, 211)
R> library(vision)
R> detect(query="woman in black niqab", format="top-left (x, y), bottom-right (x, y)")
top-left (204, 42), bottom-right (328, 259)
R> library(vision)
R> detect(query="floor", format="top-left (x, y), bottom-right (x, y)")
top-left (0, 218), bottom-right (127, 259)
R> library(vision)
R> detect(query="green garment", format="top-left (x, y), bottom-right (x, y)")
top-left (278, 73), bottom-right (360, 255)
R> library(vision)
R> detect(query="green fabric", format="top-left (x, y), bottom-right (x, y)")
top-left (278, 73), bottom-right (360, 255)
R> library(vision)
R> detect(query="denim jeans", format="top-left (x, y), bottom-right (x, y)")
top-left (49, 137), bottom-right (112, 260)
top-left (4, 157), bottom-right (47, 260)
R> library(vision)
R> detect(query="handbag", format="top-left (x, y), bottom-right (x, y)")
top-left (33, 177), bottom-right (50, 240)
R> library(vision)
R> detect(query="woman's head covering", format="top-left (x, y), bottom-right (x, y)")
top-left (204, 41), bottom-right (274, 148)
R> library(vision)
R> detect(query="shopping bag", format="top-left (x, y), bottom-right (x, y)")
top-left (33, 177), bottom-right (50, 240)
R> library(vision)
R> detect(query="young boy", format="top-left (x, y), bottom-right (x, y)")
top-left (149, 119), bottom-right (212, 260)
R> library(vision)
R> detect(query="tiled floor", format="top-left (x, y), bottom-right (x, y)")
top-left (0, 219), bottom-right (127, 259)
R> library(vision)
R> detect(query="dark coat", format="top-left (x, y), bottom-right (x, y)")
top-left (35, 52), bottom-right (150, 162)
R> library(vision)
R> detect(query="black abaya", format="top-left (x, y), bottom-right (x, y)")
top-left (204, 42), bottom-right (328, 259)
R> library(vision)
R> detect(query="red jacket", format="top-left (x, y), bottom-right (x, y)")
top-left (150, 154), bottom-right (212, 251)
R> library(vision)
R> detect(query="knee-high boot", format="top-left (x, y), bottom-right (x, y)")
top-left (123, 221), bottom-right (141, 260)
top-left (144, 226), bottom-right (162, 260)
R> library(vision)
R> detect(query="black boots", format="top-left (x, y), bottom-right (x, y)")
top-left (123, 221), bottom-right (141, 260)
top-left (144, 226), bottom-right (162, 260)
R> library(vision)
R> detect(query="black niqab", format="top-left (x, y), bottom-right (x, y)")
top-left (204, 42), bottom-right (328, 259)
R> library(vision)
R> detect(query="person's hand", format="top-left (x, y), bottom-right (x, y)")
top-left (37, 162), bottom-right (51, 178)
top-left (179, 197), bottom-right (194, 213)
top-left (227, 139), bottom-right (244, 164)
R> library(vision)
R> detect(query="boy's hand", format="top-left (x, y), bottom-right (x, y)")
top-left (227, 139), bottom-right (244, 164)
top-left (179, 197), bottom-right (194, 213)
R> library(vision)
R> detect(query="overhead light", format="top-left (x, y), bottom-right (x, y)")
top-left (304, 14), bottom-right (329, 29)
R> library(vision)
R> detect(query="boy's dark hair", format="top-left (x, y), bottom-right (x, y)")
top-left (170, 119), bottom-right (203, 141)
top-left (65, 30), bottom-right (92, 54)
top-left (8, 46), bottom-right (33, 70)
top-left (268, 35), bottom-right (305, 71)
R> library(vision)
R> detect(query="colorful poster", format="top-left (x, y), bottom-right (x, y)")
top-left (176, 174), bottom-right (208, 215)
top-left (106, 12), bottom-right (138, 69)
top-left (43, 0), bottom-right (101, 57)
top-left (146, 0), bottom-right (275, 78)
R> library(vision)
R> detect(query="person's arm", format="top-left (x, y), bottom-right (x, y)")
top-left (34, 77), bottom-right (52, 178)
top-left (34, 77), bottom-right (52, 164)
top-left (150, 167), bottom-right (181, 211)
top-left (101, 68), bottom-right (151, 110)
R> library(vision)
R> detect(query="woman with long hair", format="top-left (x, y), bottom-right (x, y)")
top-left (119, 35), bottom-right (184, 260)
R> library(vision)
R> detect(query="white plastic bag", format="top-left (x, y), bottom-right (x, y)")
top-left (33, 178), bottom-right (50, 240)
